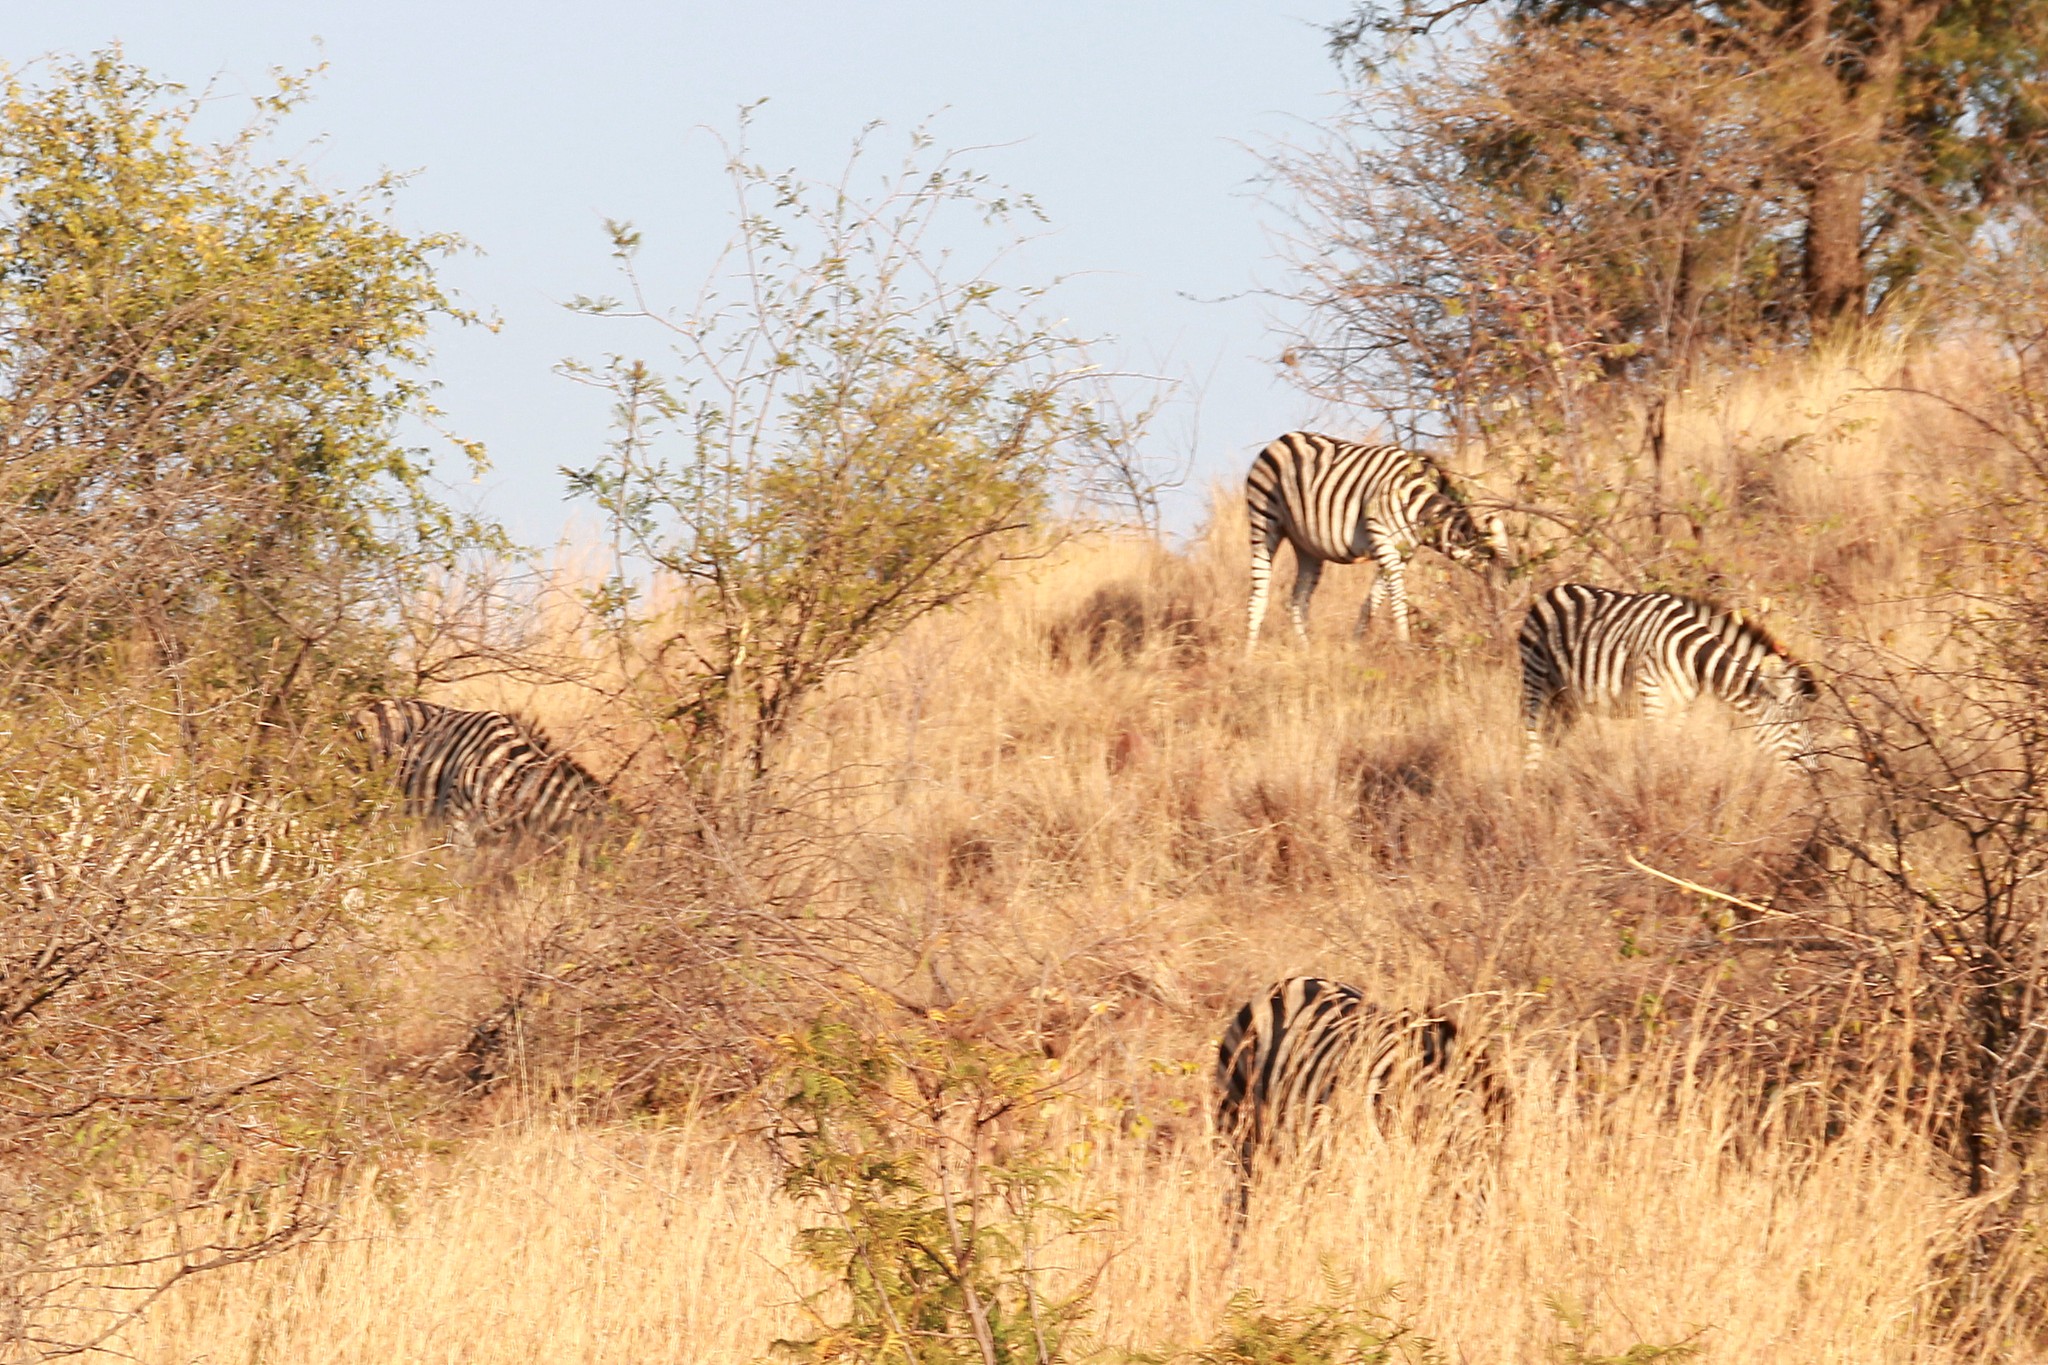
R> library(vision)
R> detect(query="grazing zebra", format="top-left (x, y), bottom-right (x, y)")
top-left (350, 699), bottom-right (610, 851)
top-left (1215, 977), bottom-right (1464, 1202)
top-left (1245, 431), bottom-right (1508, 650)
top-left (14, 781), bottom-right (333, 915)
top-left (1519, 583), bottom-right (1819, 771)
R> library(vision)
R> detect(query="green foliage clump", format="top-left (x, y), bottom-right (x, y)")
top-left (767, 1011), bottom-right (1110, 1365)
top-left (566, 116), bottom-right (1155, 786)
top-left (1544, 1298), bottom-right (1700, 1365)
top-left (1158, 1277), bottom-right (1442, 1365)
top-left (0, 50), bottom-right (491, 718)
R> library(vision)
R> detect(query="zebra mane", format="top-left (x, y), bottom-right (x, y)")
top-left (1702, 597), bottom-right (1784, 655)
top-left (503, 710), bottom-right (606, 785)
top-left (1408, 449), bottom-right (1463, 499)
top-left (1407, 450), bottom-right (1487, 529)
top-left (1678, 594), bottom-right (1813, 691)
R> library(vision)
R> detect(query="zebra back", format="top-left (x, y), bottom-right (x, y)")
top-left (1519, 584), bottom-right (1818, 766)
top-left (1215, 977), bottom-right (1458, 1177)
top-left (351, 699), bottom-right (610, 849)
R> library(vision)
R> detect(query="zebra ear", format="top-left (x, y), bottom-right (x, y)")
top-left (1483, 512), bottom-right (1511, 562)
top-left (347, 703), bottom-right (380, 746)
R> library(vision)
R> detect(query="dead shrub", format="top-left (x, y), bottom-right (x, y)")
top-left (1339, 737), bottom-right (1445, 865)
top-left (1048, 581), bottom-right (1206, 666)
top-left (1227, 773), bottom-right (1340, 890)
top-left (943, 829), bottom-right (999, 890)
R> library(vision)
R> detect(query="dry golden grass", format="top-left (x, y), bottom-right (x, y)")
top-left (101, 1050), bottom-right (1968, 1363)
top-left (74, 348), bottom-right (2036, 1360)
top-left (108, 1127), bottom-right (805, 1363)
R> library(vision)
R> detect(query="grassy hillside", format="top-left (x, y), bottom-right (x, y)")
top-left (22, 347), bottom-right (2048, 1361)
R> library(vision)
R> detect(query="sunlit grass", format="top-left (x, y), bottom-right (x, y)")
top-left (56, 348), bottom-right (2031, 1360)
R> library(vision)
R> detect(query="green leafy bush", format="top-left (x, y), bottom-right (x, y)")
top-left (766, 1010), bottom-right (1111, 1365)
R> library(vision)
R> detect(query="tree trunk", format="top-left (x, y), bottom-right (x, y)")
top-left (1803, 160), bottom-right (1869, 336)
top-left (1793, 0), bottom-right (1947, 339)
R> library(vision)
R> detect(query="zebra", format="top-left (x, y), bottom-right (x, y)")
top-left (12, 780), bottom-right (335, 917)
top-left (1518, 583), bottom-right (1820, 771)
top-left (350, 699), bottom-right (610, 852)
top-left (1245, 431), bottom-right (1509, 651)
top-left (1215, 977), bottom-right (1467, 1206)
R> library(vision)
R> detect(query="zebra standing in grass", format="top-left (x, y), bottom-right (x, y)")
top-left (1518, 584), bottom-right (1820, 771)
top-left (1245, 431), bottom-right (1508, 650)
top-left (1215, 977), bottom-right (1463, 1202)
top-left (351, 699), bottom-right (610, 851)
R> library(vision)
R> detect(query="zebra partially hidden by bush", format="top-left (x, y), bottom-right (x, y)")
top-left (1518, 583), bottom-right (1820, 772)
top-left (1215, 977), bottom-right (1484, 1213)
top-left (1245, 431), bottom-right (1509, 650)
top-left (351, 699), bottom-right (611, 853)
top-left (6, 779), bottom-right (344, 930)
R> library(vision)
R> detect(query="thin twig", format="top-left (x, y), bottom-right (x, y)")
top-left (1623, 853), bottom-right (1777, 917)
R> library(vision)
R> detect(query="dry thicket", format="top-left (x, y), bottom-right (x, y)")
top-left (18, 345), bottom-right (2025, 1360)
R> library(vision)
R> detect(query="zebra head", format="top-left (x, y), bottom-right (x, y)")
top-left (1414, 1014), bottom-right (1458, 1074)
top-left (1482, 511), bottom-right (1512, 564)
top-left (1751, 657), bottom-right (1821, 772)
top-left (1433, 499), bottom-right (1508, 573)
top-left (1411, 455), bottom-right (1506, 571)
top-left (350, 698), bottom-right (439, 761)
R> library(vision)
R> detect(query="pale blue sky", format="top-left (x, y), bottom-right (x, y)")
top-left (8, 3), bottom-right (1349, 543)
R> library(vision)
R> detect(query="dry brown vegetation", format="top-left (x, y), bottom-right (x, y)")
top-left (24, 344), bottom-right (2048, 1361)
top-left (78, 1074), bottom-right (1969, 1362)
top-left (22, 42), bottom-right (2048, 1364)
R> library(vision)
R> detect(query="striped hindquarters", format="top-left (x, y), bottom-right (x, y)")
top-left (1215, 977), bottom-right (1457, 1175)
top-left (1519, 584), bottom-right (1818, 768)
top-left (17, 782), bottom-right (332, 914)
top-left (351, 699), bottom-right (609, 848)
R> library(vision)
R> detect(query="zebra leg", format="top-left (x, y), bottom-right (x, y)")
top-left (1247, 516), bottom-right (1283, 653)
top-left (1523, 715), bottom-right (1545, 771)
top-left (1521, 696), bottom-right (1553, 771)
top-left (1370, 540), bottom-right (1411, 643)
top-left (1287, 554), bottom-right (1324, 641)
top-left (1355, 574), bottom-right (1388, 640)
top-left (1638, 679), bottom-right (1669, 726)
top-left (1520, 657), bottom-right (1564, 772)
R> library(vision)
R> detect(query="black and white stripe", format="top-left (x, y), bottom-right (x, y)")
top-left (1246, 432), bottom-right (1506, 649)
top-left (1215, 977), bottom-right (1460, 1191)
top-left (351, 699), bottom-right (609, 850)
top-left (16, 782), bottom-right (332, 914)
top-left (1519, 584), bottom-right (1819, 770)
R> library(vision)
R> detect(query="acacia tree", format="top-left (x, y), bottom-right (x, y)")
top-left (1327, 0), bottom-right (2048, 338)
top-left (0, 52), bottom-right (490, 740)
top-left (565, 119), bottom-right (1155, 790)
top-left (1272, 11), bottom-right (1810, 448)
